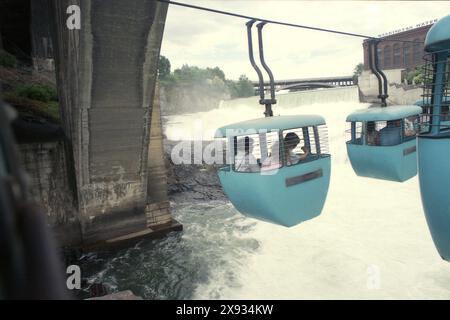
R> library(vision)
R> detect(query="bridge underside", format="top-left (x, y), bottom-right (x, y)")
top-left (253, 76), bottom-right (355, 94)
top-left (278, 82), bottom-right (337, 92)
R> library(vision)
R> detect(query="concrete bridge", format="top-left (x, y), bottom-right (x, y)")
top-left (1, 0), bottom-right (180, 249)
top-left (252, 75), bottom-right (355, 93)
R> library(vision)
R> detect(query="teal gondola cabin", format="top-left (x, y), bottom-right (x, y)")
top-left (215, 115), bottom-right (331, 227)
top-left (417, 14), bottom-right (450, 261)
top-left (346, 105), bottom-right (422, 182)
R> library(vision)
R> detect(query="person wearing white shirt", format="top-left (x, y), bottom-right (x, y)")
top-left (234, 136), bottom-right (260, 172)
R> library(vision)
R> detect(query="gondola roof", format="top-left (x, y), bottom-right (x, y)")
top-left (346, 105), bottom-right (422, 122)
top-left (214, 115), bottom-right (326, 138)
top-left (425, 14), bottom-right (450, 52)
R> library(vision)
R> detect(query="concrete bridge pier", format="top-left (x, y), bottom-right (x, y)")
top-left (50, 0), bottom-right (181, 247)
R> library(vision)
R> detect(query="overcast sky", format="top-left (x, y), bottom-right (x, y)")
top-left (160, 1), bottom-right (450, 81)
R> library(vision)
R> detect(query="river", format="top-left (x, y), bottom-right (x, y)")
top-left (79, 88), bottom-right (450, 299)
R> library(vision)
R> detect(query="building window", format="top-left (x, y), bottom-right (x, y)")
top-left (393, 44), bottom-right (401, 67)
top-left (403, 45), bottom-right (410, 68)
top-left (383, 46), bottom-right (391, 68)
top-left (413, 38), bottom-right (422, 65)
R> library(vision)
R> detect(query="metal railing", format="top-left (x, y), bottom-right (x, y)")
top-left (421, 50), bottom-right (450, 133)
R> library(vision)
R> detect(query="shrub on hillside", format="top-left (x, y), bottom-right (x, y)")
top-left (0, 50), bottom-right (17, 68)
top-left (15, 84), bottom-right (58, 102)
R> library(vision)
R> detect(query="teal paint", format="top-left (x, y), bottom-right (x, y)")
top-left (425, 14), bottom-right (450, 52)
top-left (215, 115), bottom-right (325, 138)
top-left (418, 14), bottom-right (450, 261)
top-left (418, 136), bottom-right (450, 260)
top-left (346, 105), bottom-right (422, 122)
top-left (346, 105), bottom-right (421, 181)
top-left (347, 139), bottom-right (417, 182)
top-left (218, 156), bottom-right (331, 227)
top-left (216, 115), bottom-right (330, 227)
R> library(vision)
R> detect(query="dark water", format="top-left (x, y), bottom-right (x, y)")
top-left (78, 199), bottom-right (259, 299)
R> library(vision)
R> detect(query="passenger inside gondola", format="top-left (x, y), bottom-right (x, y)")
top-left (404, 116), bottom-right (419, 138)
top-left (234, 136), bottom-right (260, 173)
top-left (379, 120), bottom-right (402, 146)
top-left (283, 132), bottom-right (310, 165)
top-left (366, 121), bottom-right (379, 145)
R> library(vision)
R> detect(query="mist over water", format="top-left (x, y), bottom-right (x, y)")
top-left (83, 88), bottom-right (450, 299)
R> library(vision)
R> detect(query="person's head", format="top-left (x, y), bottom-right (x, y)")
top-left (367, 121), bottom-right (375, 132)
top-left (284, 132), bottom-right (300, 151)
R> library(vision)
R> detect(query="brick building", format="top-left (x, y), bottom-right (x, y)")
top-left (362, 20), bottom-right (436, 71)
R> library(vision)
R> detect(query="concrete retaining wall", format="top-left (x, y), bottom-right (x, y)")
top-left (19, 140), bottom-right (81, 247)
top-left (358, 69), bottom-right (423, 105)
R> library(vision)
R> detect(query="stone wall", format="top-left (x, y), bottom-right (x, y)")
top-left (19, 140), bottom-right (81, 247)
top-left (16, 81), bottom-right (181, 249)
top-left (358, 69), bottom-right (423, 105)
top-left (386, 83), bottom-right (423, 105)
top-left (48, 0), bottom-right (173, 245)
top-left (358, 69), bottom-right (403, 97)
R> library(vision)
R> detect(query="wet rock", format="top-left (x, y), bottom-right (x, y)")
top-left (164, 140), bottom-right (226, 202)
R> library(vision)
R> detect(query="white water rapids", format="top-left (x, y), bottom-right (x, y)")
top-left (163, 87), bottom-right (450, 299)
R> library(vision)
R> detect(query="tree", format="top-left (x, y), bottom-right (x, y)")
top-left (207, 67), bottom-right (225, 81)
top-left (158, 55), bottom-right (171, 79)
top-left (353, 63), bottom-right (364, 76)
top-left (352, 63), bottom-right (364, 84)
top-left (353, 63), bottom-right (364, 77)
top-left (228, 75), bottom-right (255, 98)
top-left (237, 74), bottom-right (255, 97)
top-left (405, 65), bottom-right (429, 85)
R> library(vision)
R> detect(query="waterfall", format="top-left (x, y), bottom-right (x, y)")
top-left (219, 86), bottom-right (360, 110)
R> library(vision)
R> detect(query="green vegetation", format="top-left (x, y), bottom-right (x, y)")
top-left (158, 55), bottom-right (171, 79)
top-left (405, 65), bottom-right (427, 85)
top-left (0, 52), bottom-right (60, 122)
top-left (158, 58), bottom-right (255, 114)
top-left (0, 50), bottom-right (17, 68)
top-left (352, 63), bottom-right (364, 83)
top-left (159, 57), bottom-right (255, 99)
top-left (162, 64), bottom-right (226, 86)
top-left (227, 74), bottom-right (255, 98)
top-left (4, 93), bottom-right (60, 122)
top-left (15, 84), bottom-right (58, 102)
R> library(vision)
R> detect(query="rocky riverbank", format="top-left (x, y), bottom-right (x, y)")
top-left (164, 140), bottom-right (226, 202)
